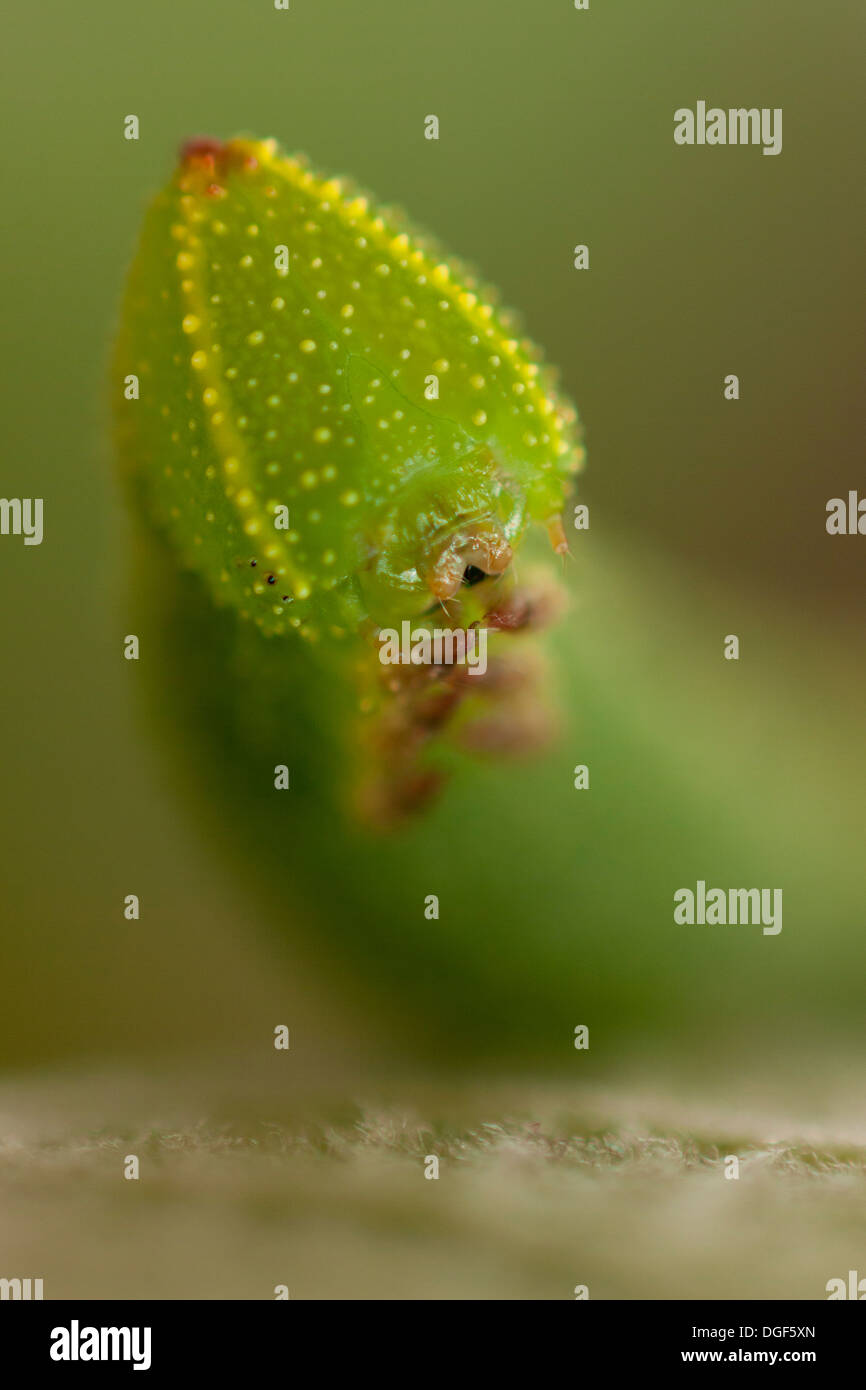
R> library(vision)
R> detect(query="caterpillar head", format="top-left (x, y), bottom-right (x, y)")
top-left (357, 440), bottom-right (574, 632)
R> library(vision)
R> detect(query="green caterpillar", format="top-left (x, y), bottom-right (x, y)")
top-left (115, 137), bottom-right (583, 824)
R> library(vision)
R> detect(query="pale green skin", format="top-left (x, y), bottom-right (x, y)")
top-left (115, 138), bottom-right (582, 640)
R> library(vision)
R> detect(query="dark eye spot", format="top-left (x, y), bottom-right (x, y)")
top-left (462, 565), bottom-right (487, 588)
top-left (266, 574), bottom-right (276, 584)
top-left (250, 559), bottom-right (257, 567)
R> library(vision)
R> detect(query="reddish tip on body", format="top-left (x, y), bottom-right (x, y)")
top-left (178, 137), bottom-right (259, 180)
top-left (179, 137), bottom-right (225, 169)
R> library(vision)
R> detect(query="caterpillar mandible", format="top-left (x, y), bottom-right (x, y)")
top-left (115, 136), bottom-right (584, 823)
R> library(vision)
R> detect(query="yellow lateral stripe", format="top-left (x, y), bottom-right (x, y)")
top-left (173, 181), bottom-right (307, 598)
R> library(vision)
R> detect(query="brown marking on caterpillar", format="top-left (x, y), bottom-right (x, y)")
top-left (484, 578), bottom-right (564, 634)
top-left (356, 766), bottom-right (446, 825)
top-left (459, 693), bottom-right (553, 755)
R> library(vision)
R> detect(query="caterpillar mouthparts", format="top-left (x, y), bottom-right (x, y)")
top-left (115, 134), bottom-right (584, 822)
top-left (424, 522), bottom-right (513, 602)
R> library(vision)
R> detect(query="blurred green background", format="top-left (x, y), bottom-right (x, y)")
top-left (1, 0), bottom-right (863, 1072)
